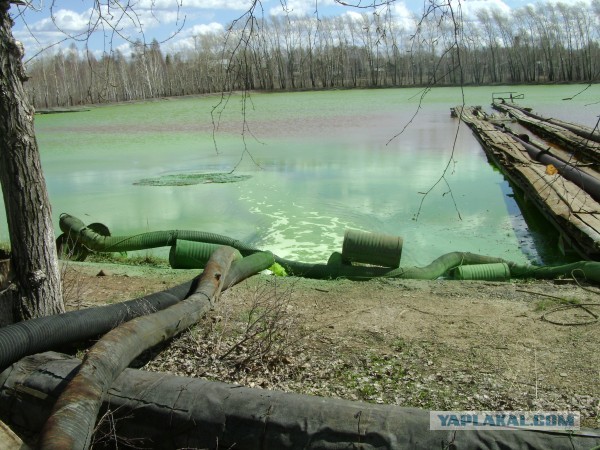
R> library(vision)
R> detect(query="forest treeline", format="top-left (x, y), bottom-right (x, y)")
top-left (24, 1), bottom-right (599, 108)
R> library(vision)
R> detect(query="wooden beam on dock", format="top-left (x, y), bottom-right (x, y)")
top-left (492, 102), bottom-right (600, 166)
top-left (455, 105), bottom-right (600, 260)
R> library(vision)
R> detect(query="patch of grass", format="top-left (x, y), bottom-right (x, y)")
top-left (392, 337), bottom-right (406, 352)
top-left (333, 352), bottom-right (407, 402)
top-left (86, 252), bottom-right (169, 268)
top-left (269, 263), bottom-right (287, 277)
top-left (534, 296), bottom-right (581, 312)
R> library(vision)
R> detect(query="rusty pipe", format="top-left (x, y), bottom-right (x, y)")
top-left (39, 246), bottom-right (243, 450)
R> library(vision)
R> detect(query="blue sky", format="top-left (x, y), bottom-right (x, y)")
top-left (10, 0), bottom-right (536, 59)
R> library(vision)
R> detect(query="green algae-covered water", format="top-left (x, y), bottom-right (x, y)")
top-left (4, 85), bottom-right (599, 266)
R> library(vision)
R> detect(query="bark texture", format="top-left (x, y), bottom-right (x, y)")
top-left (0, 1), bottom-right (64, 321)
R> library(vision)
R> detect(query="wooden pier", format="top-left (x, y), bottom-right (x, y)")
top-left (492, 102), bottom-right (600, 166)
top-left (454, 105), bottom-right (600, 260)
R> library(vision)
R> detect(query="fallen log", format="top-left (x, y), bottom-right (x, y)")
top-left (1, 352), bottom-right (598, 450)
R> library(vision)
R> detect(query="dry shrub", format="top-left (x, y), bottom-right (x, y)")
top-left (59, 235), bottom-right (92, 309)
top-left (145, 278), bottom-right (307, 387)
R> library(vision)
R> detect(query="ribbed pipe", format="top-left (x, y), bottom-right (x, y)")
top-left (0, 251), bottom-right (275, 375)
top-left (39, 247), bottom-right (270, 450)
top-left (452, 263), bottom-right (511, 281)
top-left (276, 252), bottom-right (509, 280)
top-left (169, 240), bottom-right (221, 269)
top-left (59, 214), bottom-right (600, 284)
top-left (509, 260), bottom-right (600, 282)
top-left (0, 281), bottom-right (191, 373)
top-left (5, 352), bottom-right (598, 450)
top-left (59, 214), bottom-right (258, 255)
top-left (341, 229), bottom-right (403, 268)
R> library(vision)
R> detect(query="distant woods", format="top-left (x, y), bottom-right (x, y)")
top-left (24, 1), bottom-right (600, 108)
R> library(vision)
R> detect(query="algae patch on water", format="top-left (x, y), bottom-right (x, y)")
top-left (134, 172), bottom-right (251, 186)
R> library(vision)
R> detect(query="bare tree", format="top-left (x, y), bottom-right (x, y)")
top-left (0, 0), bottom-right (64, 321)
top-left (0, 0), bottom-right (190, 323)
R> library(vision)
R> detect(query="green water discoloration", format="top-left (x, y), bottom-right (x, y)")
top-left (1, 85), bottom-right (597, 265)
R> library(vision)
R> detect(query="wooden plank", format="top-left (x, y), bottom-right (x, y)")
top-left (455, 105), bottom-right (600, 260)
top-left (501, 102), bottom-right (600, 144)
top-left (493, 103), bottom-right (600, 166)
top-left (0, 420), bottom-right (28, 450)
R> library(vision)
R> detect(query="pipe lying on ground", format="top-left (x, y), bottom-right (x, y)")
top-left (59, 213), bottom-right (259, 255)
top-left (60, 214), bottom-right (510, 280)
top-left (39, 248), bottom-right (273, 450)
top-left (59, 213), bottom-right (600, 283)
top-left (173, 241), bottom-right (600, 283)
top-left (2, 352), bottom-right (598, 450)
top-left (0, 251), bottom-right (274, 376)
top-left (58, 215), bottom-right (511, 280)
top-left (341, 229), bottom-right (403, 267)
top-left (0, 280), bottom-right (191, 374)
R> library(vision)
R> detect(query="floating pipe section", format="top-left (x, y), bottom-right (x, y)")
top-left (60, 214), bottom-right (600, 283)
top-left (3, 352), bottom-right (598, 450)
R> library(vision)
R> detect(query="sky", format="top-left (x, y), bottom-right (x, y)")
top-left (9, 0), bottom-right (537, 60)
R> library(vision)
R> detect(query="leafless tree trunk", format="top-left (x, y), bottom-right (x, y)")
top-left (0, 0), bottom-right (64, 321)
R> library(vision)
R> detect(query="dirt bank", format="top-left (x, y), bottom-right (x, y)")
top-left (62, 261), bottom-right (599, 429)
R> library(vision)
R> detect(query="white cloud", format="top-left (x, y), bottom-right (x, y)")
top-left (25, 4), bottom-right (190, 38)
top-left (390, 1), bottom-right (415, 30)
top-left (460, 0), bottom-right (512, 20)
top-left (189, 22), bottom-right (224, 35)
top-left (135, 0), bottom-right (253, 11)
top-left (30, 8), bottom-right (93, 34)
top-left (162, 21), bottom-right (225, 53)
top-left (341, 2), bottom-right (415, 32)
top-left (134, 8), bottom-right (185, 29)
top-left (269, 0), bottom-right (336, 17)
top-left (342, 10), bottom-right (364, 22)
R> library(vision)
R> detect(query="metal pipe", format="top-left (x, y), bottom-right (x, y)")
top-left (510, 132), bottom-right (600, 201)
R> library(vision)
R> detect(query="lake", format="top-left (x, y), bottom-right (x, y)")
top-left (3, 85), bottom-right (599, 266)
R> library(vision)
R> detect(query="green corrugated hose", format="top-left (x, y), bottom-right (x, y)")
top-left (58, 213), bottom-right (600, 283)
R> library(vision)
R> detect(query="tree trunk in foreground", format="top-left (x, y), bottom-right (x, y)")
top-left (0, 1), bottom-right (64, 321)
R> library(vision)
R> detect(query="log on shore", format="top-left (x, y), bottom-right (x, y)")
top-left (1, 352), bottom-right (598, 450)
